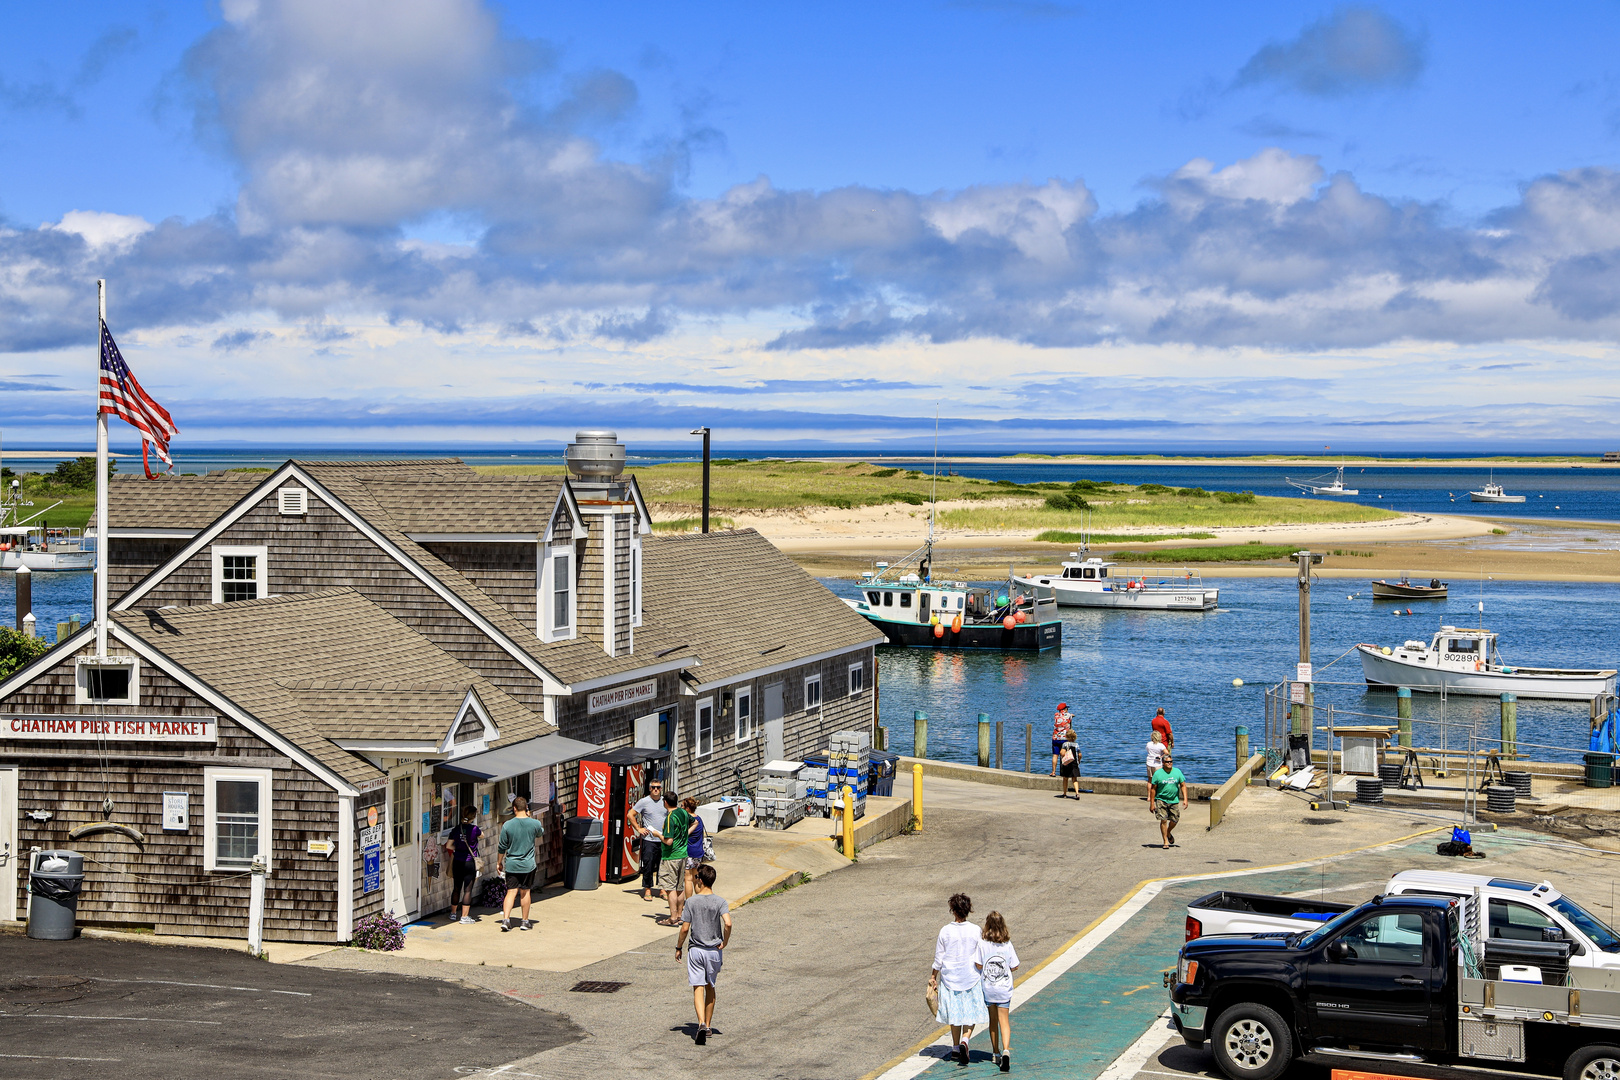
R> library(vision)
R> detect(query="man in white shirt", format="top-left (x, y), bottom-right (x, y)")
top-left (631, 779), bottom-right (667, 902)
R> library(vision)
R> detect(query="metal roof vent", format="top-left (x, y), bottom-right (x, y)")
top-left (565, 430), bottom-right (626, 480)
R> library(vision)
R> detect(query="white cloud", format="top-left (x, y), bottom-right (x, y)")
top-left (42, 210), bottom-right (154, 250)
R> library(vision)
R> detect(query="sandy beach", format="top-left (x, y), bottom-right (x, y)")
top-left (655, 501), bottom-right (1620, 583)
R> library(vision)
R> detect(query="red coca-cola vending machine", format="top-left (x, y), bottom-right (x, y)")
top-left (576, 747), bottom-right (671, 883)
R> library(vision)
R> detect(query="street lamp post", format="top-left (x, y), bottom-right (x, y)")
top-left (690, 426), bottom-right (711, 534)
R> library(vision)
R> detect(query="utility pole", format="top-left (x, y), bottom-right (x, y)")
top-left (689, 427), bottom-right (711, 533)
top-left (1291, 550), bottom-right (1322, 737)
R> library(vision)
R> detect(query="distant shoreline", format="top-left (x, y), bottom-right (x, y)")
top-left (808, 455), bottom-right (1620, 469)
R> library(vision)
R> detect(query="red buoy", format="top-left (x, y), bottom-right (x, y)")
top-left (1002, 616), bottom-right (1017, 630)
top-left (934, 623), bottom-right (945, 638)
top-left (1014, 611), bottom-right (1028, 624)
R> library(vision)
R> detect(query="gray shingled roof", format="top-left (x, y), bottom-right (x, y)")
top-left (357, 476), bottom-right (567, 534)
top-left (111, 590), bottom-right (553, 786)
top-left (641, 530), bottom-right (882, 687)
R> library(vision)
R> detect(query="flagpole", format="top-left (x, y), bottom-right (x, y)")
top-left (95, 279), bottom-right (109, 659)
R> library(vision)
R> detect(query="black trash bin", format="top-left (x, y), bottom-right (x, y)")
top-left (1586, 753), bottom-right (1614, 789)
top-left (869, 750), bottom-right (899, 797)
top-left (1288, 732), bottom-right (1311, 771)
top-left (27, 850), bottom-right (85, 940)
top-left (562, 816), bottom-right (604, 891)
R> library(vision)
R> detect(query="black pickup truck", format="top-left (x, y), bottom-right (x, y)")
top-left (1169, 894), bottom-right (1620, 1080)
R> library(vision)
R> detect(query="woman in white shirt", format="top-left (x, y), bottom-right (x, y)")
top-left (976, 911), bottom-right (1020, 1073)
top-left (930, 892), bottom-right (987, 1066)
top-left (1145, 731), bottom-right (1166, 782)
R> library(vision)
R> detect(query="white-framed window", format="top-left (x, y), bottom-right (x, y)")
top-left (539, 544), bottom-right (576, 641)
top-left (204, 766), bottom-right (273, 872)
top-left (696, 697), bottom-right (714, 758)
top-left (391, 775), bottom-right (413, 848)
top-left (630, 535), bottom-right (643, 628)
top-left (848, 662), bottom-right (865, 696)
top-left (74, 655), bottom-right (139, 706)
top-left (804, 673), bottom-right (822, 710)
top-left (733, 686), bottom-right (753, 743)
top-left (211, 544), bottom-right (267, 604)
top-left (277, 487), bottom-right (308, 515)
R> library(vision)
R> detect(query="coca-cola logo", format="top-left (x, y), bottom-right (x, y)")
top-left (581, 764), bottom-right (609, 819)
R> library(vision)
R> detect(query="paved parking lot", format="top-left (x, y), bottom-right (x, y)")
top-left (0, 934), bottom-right (579, 1080)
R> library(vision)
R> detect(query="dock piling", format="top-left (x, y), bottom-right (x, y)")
top-left (1235, 725), bottom-right (1249, 775)
top-left (977, 714), bottom-right (990, 769)
top-left (995, 720), bottom-right (1003, 771)
top-left (1025, 723), bottom-right (1031, 772)
top-left (1501, 692), bottom-right (1517, 760)
top-left (1397, 687), bottom-right (1412, 748)
top-left (14, 565), bottom-right (30, 631)
top-left (914, 711), bottom-right (928, 759)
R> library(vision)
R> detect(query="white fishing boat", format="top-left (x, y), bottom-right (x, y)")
top-left (1285, 465), bottom-right (1358, 496)
top-left (1357, 626), bottom-right (1616, 701)
top-left (1469, 472), bottom-right (1526, 503)
top-left (0, 481), bottom-right (91, 571)
top-left (1013, 554), bottom-right (1218, 611)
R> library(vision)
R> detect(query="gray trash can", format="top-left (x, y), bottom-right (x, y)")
top-left (27, 849), bottom-right (85, 940)
top-left (562, 816), bottom-right (604, 891)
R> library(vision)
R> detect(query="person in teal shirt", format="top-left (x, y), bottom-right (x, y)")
top-left (1147, 752), bottom-right (1187, 850)
top-left (497, 796), bottom-right (546, 932)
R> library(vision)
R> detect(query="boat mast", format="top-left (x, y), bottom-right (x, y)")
top-left (926, 405), bottom-right (939, 581)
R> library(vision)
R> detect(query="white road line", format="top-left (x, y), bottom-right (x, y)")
top-left (92, 977), bottom-right (312, 996)
top-left (0, 1012), bottom-right (223, 1024)
top-left (1096, 1013), bottom-right (1175, 1080)
top-left (873, 836), bottom-right (1430, 1080)
top-left (0, 1053), bottom-right (121, 1062)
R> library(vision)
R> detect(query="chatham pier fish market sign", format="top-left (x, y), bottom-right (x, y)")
top-left (5, 715), bottom-right (218, 743)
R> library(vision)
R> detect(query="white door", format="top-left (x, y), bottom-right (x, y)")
top-left (763, 682), bottom-right (786, 764)
top-left (0, 768), bottom-right (15, 921)
top-left (384, 767), bottom-right (420, 919)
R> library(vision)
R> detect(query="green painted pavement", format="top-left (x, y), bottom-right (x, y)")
top-left (921, 838), bottom-right (1437, 1077)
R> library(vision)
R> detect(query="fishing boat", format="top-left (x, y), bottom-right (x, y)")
top-left (1285, 465), bottom-right (1358, 496)
top-left (1357, 626), bottom-right (1616, 700)
top-left (0, 483), bottom-right (92, 572)
top-left (1370, 574), bottom-right (1447, 600)
top-left (843, 423), bottom-right (1061, 650)
top-left (1012, 555), bottom-right (1217, 611)
top-left (1469, 472), bottom-right (1526, 503)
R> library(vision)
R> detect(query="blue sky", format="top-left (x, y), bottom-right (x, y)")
top-left (3, 1), bottom-right (1620, 451)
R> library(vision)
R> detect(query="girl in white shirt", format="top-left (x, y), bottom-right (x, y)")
top-left (930, 892), bottom-right (987, 1066)
top-left (976, 912), bottom-right (1020, 1073)
top-left (1146, 731), bottom-right (1166, 781)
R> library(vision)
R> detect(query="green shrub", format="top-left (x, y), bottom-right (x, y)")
top-left (887, 491), bottom-right (927, 505)
top-left (1216, 490), bottom-right (1256, 504)
top-left (1138, 483), bottom-right (1171, 495)
top-left (1174, 487), bottom-right (1210, 498)
top-left (869, 468), bottom-right (900, 478)
top-left (1044, 492), bottom-right (1090, 511)
top-left (0, 627), bottom-right (49, 680)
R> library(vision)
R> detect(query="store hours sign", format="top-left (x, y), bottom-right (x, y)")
top-left (4, 714), bottom-right (217, 743)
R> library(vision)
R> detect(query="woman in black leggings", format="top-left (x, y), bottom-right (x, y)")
top-left (445, 807), bottom-right (482, 924)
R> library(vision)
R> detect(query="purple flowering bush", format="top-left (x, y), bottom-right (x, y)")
top-left (352, 912), bottom-right (406, 951)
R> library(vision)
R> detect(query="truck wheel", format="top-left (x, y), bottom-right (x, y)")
top-left (1211, 1004), bottom-right (1293, 1080)
top-left (1565, 1045), bottom-right (1620, 1080)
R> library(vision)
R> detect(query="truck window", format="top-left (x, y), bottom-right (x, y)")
top-left (1489, 898), bottom-right (1557, 943)
top-left (1338, 912), bottom-right (1425, 965)
top-left (1551, 895), bottom-right (1620, 952)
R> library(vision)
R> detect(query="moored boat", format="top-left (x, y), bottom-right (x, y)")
top-left (1370, 574), bottom-right (1447, 600)
top-left (846, 569), bottom-right (1061, 650)
top-left (1469, 470), bottom-right (1526, 503)
top-left (1013, 555), bottom-right (1217, 611)
top-left (1286, 465), bottom-right (1358, 496)
top-left (0, 484), bottom-right (91, 571)
top-left (1357, 626), bottom-right (1616, 700)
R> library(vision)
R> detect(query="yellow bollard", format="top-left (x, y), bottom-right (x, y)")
top-left (842, 785), bottom-right (856, 859)
top-left (912, 763), bottom-right (923, 833)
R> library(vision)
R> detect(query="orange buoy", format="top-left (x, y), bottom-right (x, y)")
top-left (1014, 611), bottom-right (1028, 624)
top-left (934, 623), bottom-right (945, 638)
top-left (951, 615), bottom-right (963, 633)
top-left (1002, 616), bottom-right (1017, 630)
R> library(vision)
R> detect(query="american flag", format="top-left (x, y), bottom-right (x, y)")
top-left (99, 320), bottom-right (178, 467)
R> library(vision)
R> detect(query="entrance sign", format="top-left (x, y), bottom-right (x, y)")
top-left (588, 678), bottom-right (658, 715)
top-left (4, 714), bottom-right (216, 743)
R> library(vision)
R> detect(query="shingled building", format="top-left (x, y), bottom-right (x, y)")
top-left (0, 436), bottom-right (880, 942)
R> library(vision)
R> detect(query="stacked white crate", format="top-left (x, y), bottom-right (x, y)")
top-left (755, 760), bottom-right (808, 830)
top-left (828, 730), bottom-right (871, 820)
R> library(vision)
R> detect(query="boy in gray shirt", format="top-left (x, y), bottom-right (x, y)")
top-left (676, 863), bottom-right (731, 1045)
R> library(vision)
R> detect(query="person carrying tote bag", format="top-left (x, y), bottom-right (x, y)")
top-left (931, 892), bottom-right (987, 1066)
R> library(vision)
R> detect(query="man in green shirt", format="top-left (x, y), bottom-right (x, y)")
top-left (1147, 752), bottom-right (1187, 850)
top-left (497, 796), bottom-right (546, 932)
top-left (658, 791), bottom-right (690, 927)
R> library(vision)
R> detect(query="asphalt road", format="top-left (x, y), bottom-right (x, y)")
top-left (0, 934), bottom-right (580, 1080)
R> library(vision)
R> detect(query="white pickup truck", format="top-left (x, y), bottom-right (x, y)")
top-left (1188, 870), bottom-right (1620, 973)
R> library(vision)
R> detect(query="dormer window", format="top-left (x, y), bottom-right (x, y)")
top-left (75, 656), bottom-right (139, 706)
top-left (539, 544), bottom-right (576, 642)
top-left (211, 545), bottom-right (267, 604)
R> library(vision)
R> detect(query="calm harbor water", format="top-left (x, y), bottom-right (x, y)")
top-left (821, 576), bottom-right (1620, 784)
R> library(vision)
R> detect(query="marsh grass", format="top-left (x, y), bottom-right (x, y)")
top-left (941, 493), bottom-right (1396, 533)
top-left (1035, 531), bottom-right (1217, 544)
top-left (1107, 544), bottom-right (1300, 563)
top-left (651, 516), bottom-right (736, 532)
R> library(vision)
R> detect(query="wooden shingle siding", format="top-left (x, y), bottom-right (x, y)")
top-left (108, 538), bottom-right (188, 598)
top-left (2, 648), bottom-right (342, 942)
top-left (576, 518), bottom-right (606, 649)
top-left (420, 542), bottom-right (536, 630)
top-left (135, 489), bottom-right (552, 713)
top-left (614, 514), bottom-right (633, 655)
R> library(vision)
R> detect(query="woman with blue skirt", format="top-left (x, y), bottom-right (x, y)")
top-left (930, 892), bottom-right (988, 1066)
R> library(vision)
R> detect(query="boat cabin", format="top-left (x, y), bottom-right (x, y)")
top-left (1058, 556), bottom-right (1112, 580)
top-left (1391, 628), bottom-right (1504, 670)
